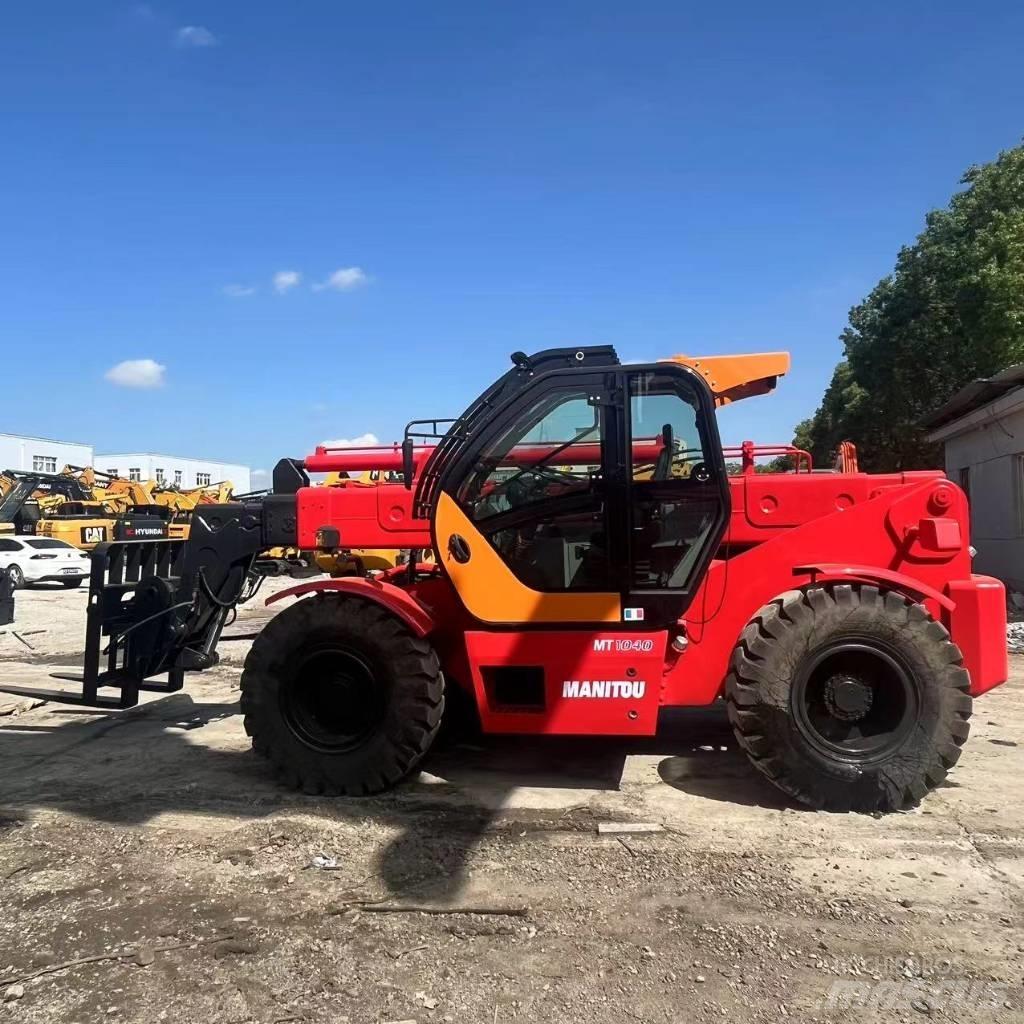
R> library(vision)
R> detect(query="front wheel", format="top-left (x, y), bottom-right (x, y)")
top-left (726, 585), bottom-right (972, 812)
top-left (240, 594), bottom-right (444, 795)
top-left (6, 565), bottom-right (24, 589)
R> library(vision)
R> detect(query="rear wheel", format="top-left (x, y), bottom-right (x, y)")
top-left (240, 594), bottom-right (444, 795)
top-left (61, 578), bottom-right (83, 589)
top-left (726, 585), bottom-right (972, 812)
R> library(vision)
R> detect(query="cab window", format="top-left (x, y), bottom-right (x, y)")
top-left (628, 370), bottom-right (723, 591)
top-left (455, 386), bottom-right (610, 591)
top-left (457, 389), bottom-right (602, 522)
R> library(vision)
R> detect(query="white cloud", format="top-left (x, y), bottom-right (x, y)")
top-left (320, 433), bottom-right (380, 448)
top-left (273, 270), bottom-right (301, 294)
top-left (312, 266), bottom-right (369, 292)
top-left (105, 359), bottom-right (166, 389)
top-left (223, 283), bottom-right (256, 297)
top-left (175, 25), bottom-right (218, 48)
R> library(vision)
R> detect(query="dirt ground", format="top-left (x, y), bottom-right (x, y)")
top-left (0, 582), bottom-right (1022, 1023)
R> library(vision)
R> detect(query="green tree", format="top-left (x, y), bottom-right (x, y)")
top-left (800, 143), bottom-right (1024, 472)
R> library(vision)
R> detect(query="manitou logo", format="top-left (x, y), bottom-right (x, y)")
top-left (562, 680), bottom-right (646, 699)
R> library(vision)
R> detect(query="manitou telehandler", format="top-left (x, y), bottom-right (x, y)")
top-left (0, 348), bottom-right (1008, 811)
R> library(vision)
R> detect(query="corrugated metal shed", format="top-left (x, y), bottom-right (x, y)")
top-left (920, 363), bottom-right (1024, 430)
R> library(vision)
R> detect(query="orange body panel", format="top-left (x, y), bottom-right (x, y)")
top-left (664, 352), bottom-right (791, 405)
top-left (435, 492), bottom-right (621, 624)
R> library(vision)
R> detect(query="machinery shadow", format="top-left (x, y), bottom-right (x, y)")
top-left (0, 692), bottom-right (793, 903)
top-left (652, 707), bottom-right (802, 810)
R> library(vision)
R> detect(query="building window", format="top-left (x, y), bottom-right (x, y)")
top-left (32, 455), bottom-right (57, 473)
top-left (174, 470), bottom-right (182, 486)
top-left (155, 468), bottom-right (165, 485)
top-left (196, 472), bottom-right (211, 487)
top-left (106, 468), bottom-right (118, 478)
top-left (129, 468), bottom-right (141, 482)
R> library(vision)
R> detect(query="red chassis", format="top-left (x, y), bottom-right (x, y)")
top-left (272, 440), bottom-right (1008, 737)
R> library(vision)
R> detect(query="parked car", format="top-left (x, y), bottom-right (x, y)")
top-left (0, 535), bottom-right (90, 588)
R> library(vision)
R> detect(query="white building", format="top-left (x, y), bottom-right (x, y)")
top-left (95, 452), bottom-right (251, 493)
top-left (0, 433), bottom-right (94, 474)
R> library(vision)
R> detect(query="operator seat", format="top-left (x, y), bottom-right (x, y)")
top-left (652, 424), bottom-right (674, 480)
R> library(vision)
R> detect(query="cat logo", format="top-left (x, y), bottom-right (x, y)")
top-left (81, 526), bottom-right (107, 545)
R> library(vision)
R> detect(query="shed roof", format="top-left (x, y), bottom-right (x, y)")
top-left (920, 363), bottom-right (1024, 430)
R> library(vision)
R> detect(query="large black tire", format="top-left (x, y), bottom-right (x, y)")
top-left (240, 594), bottom-right (444, 795)
top-left (726, 585), bottom-right (972, 812)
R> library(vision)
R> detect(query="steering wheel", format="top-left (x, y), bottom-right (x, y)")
top-left (500, 466), bottom-right (582, 506)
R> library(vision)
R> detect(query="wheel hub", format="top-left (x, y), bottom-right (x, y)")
top-left (791, 639), bottom-right (919, 763)
top-left (282, 646), bottom-right (386, 754)
top-left (823, 673), bottom-right (874, 722)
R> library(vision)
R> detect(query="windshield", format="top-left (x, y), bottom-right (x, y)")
top-left (25, 538), bottom-right (72, 550)
top-left (456, 388), bottom-right (603, 521)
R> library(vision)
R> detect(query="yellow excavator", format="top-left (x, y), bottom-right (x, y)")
top-left (0, 469), bottom-right (166, 549)
top-left (151, 481), bottom-right (235, 540)
top-left (0, 474), bottom-right (19, 535)
top-left (1, 469), bottom-right (108, 541)
top-left (82, 471), bottom-right (235, 541)
top-left (32, 467), bottom-right (171, 548)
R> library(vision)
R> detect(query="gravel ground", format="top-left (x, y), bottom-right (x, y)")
top-left (0, 583), bottom-right (1022, 1023)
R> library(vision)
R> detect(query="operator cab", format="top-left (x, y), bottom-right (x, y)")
top-left (417, 347), bottom-right (731, 628)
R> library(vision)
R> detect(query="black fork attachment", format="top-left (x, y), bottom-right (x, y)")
top-left (0, 499), bottom-right (285, 709)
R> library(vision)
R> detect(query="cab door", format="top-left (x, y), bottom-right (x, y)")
top-left (620, 366), bottom-right (730, 626)
top-left (433, 370), bottom-right (624, 624)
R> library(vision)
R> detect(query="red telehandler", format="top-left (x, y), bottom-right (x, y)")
top-left (0, 348), bottom-right (1008, 811)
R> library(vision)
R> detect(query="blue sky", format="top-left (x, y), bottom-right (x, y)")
top-left (2, 2), bottom-right (1023, 481)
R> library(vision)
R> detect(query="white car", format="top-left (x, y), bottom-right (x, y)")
top-left (0, 535), bottom-right (91, 589)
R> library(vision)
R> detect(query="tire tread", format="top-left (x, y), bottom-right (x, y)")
top-left (726, 585), bottom-right (972, 812)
